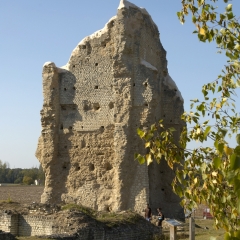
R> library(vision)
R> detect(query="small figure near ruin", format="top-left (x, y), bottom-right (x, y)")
top-left (157, 208), bottom-right (164, 227)
top-left (145, 203), bottom-right (152, 221)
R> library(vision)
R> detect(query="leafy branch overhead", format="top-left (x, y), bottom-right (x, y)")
top-left (136, 1), bottom-right (240, 239)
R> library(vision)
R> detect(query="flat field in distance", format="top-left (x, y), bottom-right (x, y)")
top-left (0, 185), bottom-right (43, 204)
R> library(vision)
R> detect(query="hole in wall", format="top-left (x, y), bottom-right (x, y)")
top-left (73, 87), bottom-right (76, 90)
top-left (104, 162), bottom-right (112, 171)
top-left (97, 152), bottom-right (104, 156)
top-left (144, 82), bottom-right (148, 87)
top-left (52, 88), bottom-right (55, 90)
top-left (94, 86), bottom-right (99, 89)
top-left (163, 115), bottom-right (166, 117)
top-left (64, 146), bottom-right (67, 149)
top-left (89, 163), bottom-right (95, 171)
top-left (81, 126), bottom-right (84, 129)
top-left (73, 65), bottom-right (75, 68)
top-left (74, 163), bottom-right (80, 171)
top-left (75, 146), bottom-right (78, 148)
top-left (62, 162), bottom-right (68, 169)
top-left (83, 104), bottom-right (89, 111)
top-left (133, 83), bottom-right (135, 86)
top-left (93, 103), bottom-right (100, 111)
top-left (101, 126), bottom-right (104, 129)
top-left (170, 120), bottom-right (172, 122)
top-left (109, 102), bottom-right (114, 109)
top-left (61, 105), bottom-right (66, 110)
top-left (161, 188), bottom-right (165, 191)
top-left (95, 63), bottom-right (98, 66)
top-left (69, 126), bottom-right (72, 130)
top-left (64, 88), bottom-right (67, 91)
top-left (60, 124), bottom-right (63, 130)
top-left (81, 140), bottom-right (86, 148)
top-left (145, 103), bottom-right (148, 107)
top-left (82, 45), bottom-right (86, 49)
top-left (105, 206), bottom-right (111, 212)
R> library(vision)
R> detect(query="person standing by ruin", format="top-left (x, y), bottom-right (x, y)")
top-left (157, 208), bottom-right (164, 226)
top-left (145, 203), bottom-right (152, 221)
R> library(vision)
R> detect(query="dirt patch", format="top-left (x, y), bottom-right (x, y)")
top-left (0, 185), bottom-right (43, 204)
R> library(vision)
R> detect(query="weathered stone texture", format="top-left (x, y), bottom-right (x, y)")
top-left (0, 211), bottom-right (160, 239)
top-left (36, 0), bottom-right (185, 219)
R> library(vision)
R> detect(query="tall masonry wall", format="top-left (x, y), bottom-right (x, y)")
top-left (36, 0), bottom-right (185, 219)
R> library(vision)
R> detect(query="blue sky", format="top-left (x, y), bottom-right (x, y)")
top-left (0, 0), bottom-right (239, 168)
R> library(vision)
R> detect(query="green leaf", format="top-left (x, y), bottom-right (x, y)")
top-left (146, 154), bottom-right (153, 166)
top-left (213, 157), bottom-right (221, 169)
top-left (145, 133), bottom-right (154, 141)
top-left (234, 146), bottom-right (240, 155)
top-left (237, 200), bottom-right (240, 214)
top-left (204, 126), bottom-right (211, 139)
top-left (226, 4), bottom-right (232, 12)
top-left (217, 143), bottom-right (224, 154)
top-left (234, 179), bottom-right (240, 192)
top-left (145, 142), bottom-right (151, 148)
top-left (221, 129), bottom-right (228, 138)
top-left (134, 153), bottom-right (139, 159)
top-left (137, 128), bottom-right (145, 138)
top-left (227, 12), bottom-right (234, 20)
top-left (177, 11), bottom-right (182, 18)
top-left (224, 233), bottom-right (231, 240)
top-left (230, 154), bottom-right (240, 170)
top-left (150, 124), bottom-right (157, 132)
top-left (169, 127), bottom-right (176, 132)
top-left (192, 15), bottom-right (197, 23)
top-left (236, 134), bottom-right (240, 145)
top-left (137, 155), bottom-right (145, 165)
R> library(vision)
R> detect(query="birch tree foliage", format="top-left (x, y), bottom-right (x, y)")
top-left (135, 1), bottom-right (240, 239)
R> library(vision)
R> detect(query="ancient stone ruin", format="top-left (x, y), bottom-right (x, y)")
top-left (36, 0), bottom-right (184, 219)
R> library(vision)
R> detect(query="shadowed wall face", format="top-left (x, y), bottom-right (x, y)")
top-left (36, 0), bottom-right (185, 219)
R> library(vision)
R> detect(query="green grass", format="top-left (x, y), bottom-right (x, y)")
top-left (61, 203), bottom-right (95, 217)
top-left (157, 219), bottom-right (225, 240)
top-left (0, 193), bottom-right (13, 203)
top-left (96, 210), bottom-right (142, 227)
top-left (61, 203), bottom-right (142, 227)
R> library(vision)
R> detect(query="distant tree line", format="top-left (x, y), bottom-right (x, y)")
top-left (0, 160), bottom-right (45, 185)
